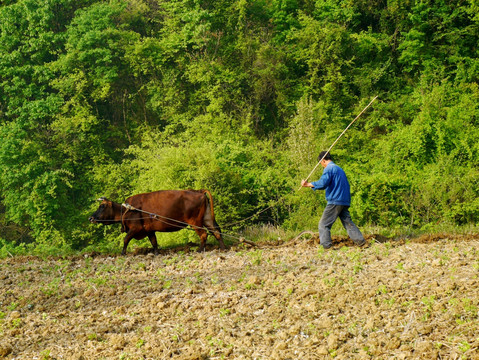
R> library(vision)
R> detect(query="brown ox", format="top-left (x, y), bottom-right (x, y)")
top-left (89, 190), bottom-right (225, 255)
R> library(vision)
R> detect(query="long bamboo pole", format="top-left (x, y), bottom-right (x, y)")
top-left (301, 95), bottom-right (378, 187)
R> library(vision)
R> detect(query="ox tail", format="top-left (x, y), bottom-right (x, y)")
top-left (202, 190), bottom-right (225, 249)
top-left (203, 189), bottom-right (216, 219)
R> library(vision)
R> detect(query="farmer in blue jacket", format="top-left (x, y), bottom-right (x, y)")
top-left (301, 151), bottom-right (365, 249)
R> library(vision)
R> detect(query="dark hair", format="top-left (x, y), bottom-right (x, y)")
top-left (318, 151), bottom-right (332, 161)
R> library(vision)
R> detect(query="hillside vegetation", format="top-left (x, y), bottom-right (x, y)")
top-left (0, 0), bottom-right (478, 253)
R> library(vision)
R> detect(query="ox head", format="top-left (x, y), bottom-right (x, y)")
top-left (89, 197), bottom-right (116, 224)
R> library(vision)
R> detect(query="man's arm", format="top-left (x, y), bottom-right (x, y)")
top-left (302, 170), bottom-right (332, 190)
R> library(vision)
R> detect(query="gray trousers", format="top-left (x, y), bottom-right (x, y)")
top-left (318, 204), bottom-right (364, 249)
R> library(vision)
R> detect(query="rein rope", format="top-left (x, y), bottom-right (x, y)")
top-left (118, 203), bottom-right (255, 246)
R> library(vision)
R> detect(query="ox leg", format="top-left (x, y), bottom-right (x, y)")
top-left (148, 233), bottom-right (159, 255)
top-left (122, 232), bottom-right (135, 255)
top-left (211, 220), bottom-right (225, 249)
top-left (196, 229), bottom-right (208, 252)
top-left (203, 216), bottom-right (226, 250)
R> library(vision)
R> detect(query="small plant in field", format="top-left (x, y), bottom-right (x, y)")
top-left (348, 322), bottom-right (358, 336)
top-left (448, 298), bottom-right (459, 306)
top-left (40, 349), bottom-right (51, 360)
top-left (143, 326), bottom-right (152, 333)
top-left (384, 297), bottom-right (396, 307)
top-left (194, 272), bottom-right (203, 283)
top-left (422, 296), bottom-right (435, 309)
top-left (439, 256), bottom-right (449, 266)
top-left (317, 247), bottom-right (326, 257)
top-left (371, 244), bottom-right (380, 255)
top-left (421, 295), bottom-right (435, 321)
top-left (88, 276), bottom-right (108, 287)
top-left (17, 265), bottom-right (27, 273)
top-left (458, 341), bottom-right (471, 353)
top-left (219, 308), bottom-right (230, 317)
top-left (244, 282), bottom-right (256, 290)
top-left (7, 302), bottom-right (18, 311)
top-left (40, 279), bottom-right (61, 297)
top-left (136, 338), bottom-right (144, 348)
top-left (376, 284), bottom-right (388, 295)
top-left (323, 277), bottom-right (337, 288)
top-left (352, 263), bottom-right (363, 274)
top-left (207, 336), bottom-right (231, 357)
top-left (163, 255), bottom-right (181, 266)
top-left (248, 249), bottom-right (263, 265)
top-left (136, 262), bottom-right (146, 271)
top-left (162, 280), bottom-right (172, 289)
top-left (363, 346), bottom-right (373, 357)
top-left (383, 242), bottom-right (392, 256)
top-left (237, 272), bottom-right (246, 283)
top-left (346, 249), bottom-right (361, 261)
top-left (99, 259), bottom-right (116, 272)
top-left (11, 318), bottom-right (22, 328)
top-left (171, 324), bottom-right (184, 342)
top-left (461, 298), bottom-right (477, 314)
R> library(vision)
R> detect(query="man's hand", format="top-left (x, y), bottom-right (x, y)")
top-left (301, 180), bottom-right (313, 188)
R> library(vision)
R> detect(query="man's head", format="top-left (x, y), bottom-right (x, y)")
top-left (318, 151), bottom-right (332, 168)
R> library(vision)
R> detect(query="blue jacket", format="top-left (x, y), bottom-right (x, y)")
top-left (311, 162), bottom-right (351, 206)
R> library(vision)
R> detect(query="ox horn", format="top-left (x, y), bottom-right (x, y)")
top-left (96, 196), bottom-right (108, 201)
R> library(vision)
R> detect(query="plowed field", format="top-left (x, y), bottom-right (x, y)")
top-left (1, 233), bottom-right (479, 359)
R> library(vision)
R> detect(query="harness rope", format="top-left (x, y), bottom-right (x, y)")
top-left (117, 203), bottom-right (256, 246)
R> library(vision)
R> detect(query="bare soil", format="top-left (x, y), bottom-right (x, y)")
top-left (1, 233), bottom-right (479, 359)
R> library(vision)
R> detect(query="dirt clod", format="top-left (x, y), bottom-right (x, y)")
top-left (0, 343), bottom-right (12, 357)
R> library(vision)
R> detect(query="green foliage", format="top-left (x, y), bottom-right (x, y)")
top-left (0, 0), bottom-right (478, 253)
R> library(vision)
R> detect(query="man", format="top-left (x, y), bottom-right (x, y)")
top-left (301, 151), bottom-right (365, 249)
